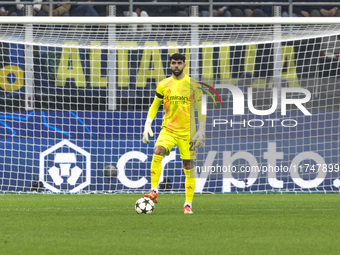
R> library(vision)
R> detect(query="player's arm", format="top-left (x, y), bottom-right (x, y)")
top-left (142, 93), bottom-right (163, 144)
top-left (192, 83), bottom-right (206, 148)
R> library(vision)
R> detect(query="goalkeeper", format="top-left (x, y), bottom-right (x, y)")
top-left (142, 53), bottom-right (206, 214)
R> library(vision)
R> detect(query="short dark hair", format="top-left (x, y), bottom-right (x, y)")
top-left (170, 53), bottom-right (185, 63)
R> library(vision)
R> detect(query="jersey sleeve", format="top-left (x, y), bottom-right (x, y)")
top-left (146, 97), bottom-right (163, 120)
top-left (155, 81), bottom-right (164, 100)
top-left (146, 81), bottom-right (165, 120)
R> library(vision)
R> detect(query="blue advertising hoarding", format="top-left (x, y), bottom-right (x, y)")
top-left (0, 110), bottom-right (339, 193)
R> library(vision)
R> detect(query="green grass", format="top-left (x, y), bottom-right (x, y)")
top-left (0, 194), bottom-right (339, 255)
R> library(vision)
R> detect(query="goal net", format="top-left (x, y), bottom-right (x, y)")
top-left (0, 17), bottom-right (339, 193)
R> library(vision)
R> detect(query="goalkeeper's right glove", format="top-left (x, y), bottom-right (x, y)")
top-left (142, 118), bottom-right (154, 144)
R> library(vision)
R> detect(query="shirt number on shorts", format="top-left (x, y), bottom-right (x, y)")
top-left (189, 142), bottom-right (195, 151)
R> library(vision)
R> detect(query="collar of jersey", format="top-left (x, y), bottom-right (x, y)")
top-left (171, 75), bottom-right (186, 82)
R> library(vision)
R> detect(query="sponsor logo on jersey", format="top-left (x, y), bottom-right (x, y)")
top-left (165, 95), bottom-right (189, 105)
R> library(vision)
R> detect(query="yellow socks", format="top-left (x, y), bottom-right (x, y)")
top-left (150, 154), bottom-right (163, 190)
top-left (184, 168), bottom-right (195, 204)
top-left (150, 156), bottom-right (195, 206)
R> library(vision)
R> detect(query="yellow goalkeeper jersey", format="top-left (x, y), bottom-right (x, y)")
top-left (155, 75), bottom-right (203, 139)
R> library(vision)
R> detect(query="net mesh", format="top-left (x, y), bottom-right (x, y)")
top-left (2, 23), bottom-right (340, 48)
top-left (0, 19), bottom-right (339, 193)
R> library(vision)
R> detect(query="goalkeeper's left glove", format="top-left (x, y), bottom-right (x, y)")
top-left (192, 122), bottom-right (206, 148)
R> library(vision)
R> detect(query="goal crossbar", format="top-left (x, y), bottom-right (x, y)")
top-left (1, 16), bottom-right (340, 25)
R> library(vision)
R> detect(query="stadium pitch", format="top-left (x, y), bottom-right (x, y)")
top-left (0, 194), bottom-right (339, 255)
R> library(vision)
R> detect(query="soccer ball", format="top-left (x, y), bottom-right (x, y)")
top-left (135, 197), bottom-right (155, 214)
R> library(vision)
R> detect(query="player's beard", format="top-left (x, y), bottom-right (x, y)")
top-left (172, 68), bottom-right (183, 77)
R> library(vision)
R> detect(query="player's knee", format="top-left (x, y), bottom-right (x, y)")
top-left (154, 146), bottom-right (166, 156)
top-left (183, 160), bottom-right (194, 170)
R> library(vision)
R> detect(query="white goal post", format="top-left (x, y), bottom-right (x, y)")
top-left (0, 16), bottom-right (339, 193)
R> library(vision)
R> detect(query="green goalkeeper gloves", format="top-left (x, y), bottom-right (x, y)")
top-left (142, 118), bottom-right (154, 144)
top-left (192, 122), bottom-right (206, 148)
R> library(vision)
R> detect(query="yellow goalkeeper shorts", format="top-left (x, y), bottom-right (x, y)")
top-left (155, 128), bottom-right (196, 160)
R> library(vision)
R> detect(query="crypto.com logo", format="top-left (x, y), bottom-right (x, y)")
top-left (39, 140), bottom-right (91, 193)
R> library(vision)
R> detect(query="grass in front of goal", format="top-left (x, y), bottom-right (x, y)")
top-left (0, 194), bottom-right (339, 255)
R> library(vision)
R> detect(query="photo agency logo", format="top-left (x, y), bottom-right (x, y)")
top-left (201, 83), bottom-right (311, 128)
top-left (199, 82), bottom-right (223, 107)
top-left (194, 84), bottom-right (322, 192)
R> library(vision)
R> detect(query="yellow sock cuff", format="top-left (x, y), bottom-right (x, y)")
top-left (153, 154), bottom-right (163, 161)
top-left (184, 168), bottom-right (195, 178)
